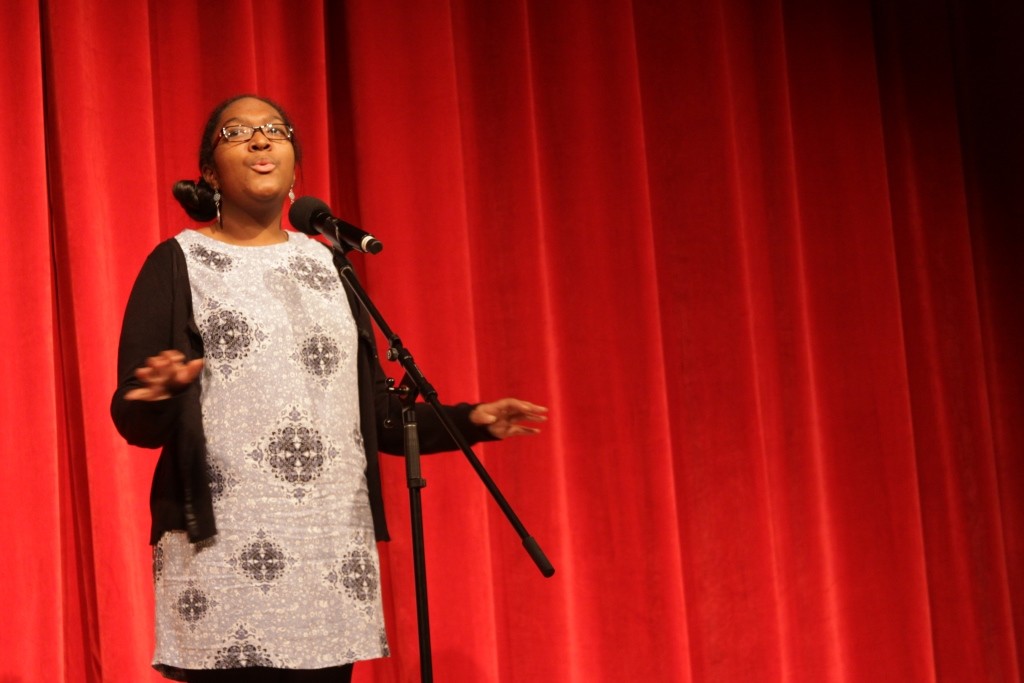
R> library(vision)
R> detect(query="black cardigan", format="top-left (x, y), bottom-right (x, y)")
top-left (110, 236), bottom-right (494, 545)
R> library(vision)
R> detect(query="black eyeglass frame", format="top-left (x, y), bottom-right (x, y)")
top-left (215, 123), bottom-right (294, 144)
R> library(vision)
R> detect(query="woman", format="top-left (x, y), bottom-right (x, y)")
top-left (111, 94), bottom-right (546, 682)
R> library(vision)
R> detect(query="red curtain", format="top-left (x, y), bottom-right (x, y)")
top-left (3, 0), bottom-right (1020, 681)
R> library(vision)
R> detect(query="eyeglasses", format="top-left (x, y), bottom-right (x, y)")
top-left (217, 122), bottom-right (294, 144)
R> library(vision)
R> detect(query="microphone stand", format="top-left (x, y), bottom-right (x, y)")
top-left (331, 250), bottom-right (555, 683)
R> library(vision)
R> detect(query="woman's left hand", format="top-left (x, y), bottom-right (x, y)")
top-left (470, 398), bottom-right (549, 439)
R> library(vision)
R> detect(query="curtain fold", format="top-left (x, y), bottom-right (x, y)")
top-left (874, 1), bottom-right (1018, 680)
top-left (3, 0), bottom-right (1019, 681)
top-left (2, 3), bottom-right (67, 680)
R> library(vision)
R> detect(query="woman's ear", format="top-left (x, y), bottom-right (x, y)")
top-left (201, 165), bottom-right (218, 190)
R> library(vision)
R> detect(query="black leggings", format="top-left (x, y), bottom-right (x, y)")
top-left (184, 665), bottom-right (353, 683)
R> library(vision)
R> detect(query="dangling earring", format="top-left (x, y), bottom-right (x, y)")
top-left (213, 189), bottom-right (222, 227)
top-left (288, 186), bottom-right (296, 204)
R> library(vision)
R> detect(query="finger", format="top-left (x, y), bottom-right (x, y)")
top-left (124, 386), bottom-right (169, 401)
top-left (160, 349), bottom-right (186, 364)
top-left (501, 399), bottom-right (548, 417)
top-left (124, 387), bottom-right (148, 401)
top-left (176, 358), bottom-right (205, 384)
top-left (137, 359), bottom-right (179, 389)
top-left (509, 399), bottom-right (547, 412)
top-left (505, 411), bottom-right (547, 423)
top-left (145, 357), bottom-right (172, 379)
top-left (134, 366), bottom-right (170, 387)
top-left (146, 350), bottom-right (184, 374)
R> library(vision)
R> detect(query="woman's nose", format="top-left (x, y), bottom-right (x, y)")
top-left (248, 132), bottom-right (272, 150)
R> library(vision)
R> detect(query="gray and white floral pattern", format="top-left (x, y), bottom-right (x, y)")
top-left (324, 532), bottom-right (380, 605)
top-left (152, 230), bottom-right (385, 679)
top-left (175, 581), bottom-right (216, 631)
top-left (213, 625), bottom-right (275, 668)
top-left (188, 243), bottom-right (234, 272)
top-left (199, 302), bottom-right (268, 381)
top-left (246, 406), bottom-right (339, 501)
top-left (292, 324), bottom-right (346, 387)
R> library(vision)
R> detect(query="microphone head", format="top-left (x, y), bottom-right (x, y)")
top-left (288, 196), bottom-right (331, 236)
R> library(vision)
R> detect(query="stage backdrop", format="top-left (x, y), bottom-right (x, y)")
top-left (2, 0), bottom-right (1021, 681)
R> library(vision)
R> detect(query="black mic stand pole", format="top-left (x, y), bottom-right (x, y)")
top-left (389, 375), bottom-right (434, 681)
top-left (331, 250), bottom-right (555, 683)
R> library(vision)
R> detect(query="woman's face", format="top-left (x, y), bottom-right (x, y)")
top-left (204, 97), bottom-right (296, 212)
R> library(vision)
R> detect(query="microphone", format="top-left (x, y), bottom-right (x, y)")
top-left (289, 196), bottom-right (383, 255)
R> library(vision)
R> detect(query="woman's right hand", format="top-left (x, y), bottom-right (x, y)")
top-left (124, 350), bottom-right (204, 401)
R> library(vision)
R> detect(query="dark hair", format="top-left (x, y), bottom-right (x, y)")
top-left (172, 94), bottom-right (302, 221)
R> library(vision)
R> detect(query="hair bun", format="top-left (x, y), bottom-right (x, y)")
top-left (172, 179), bottom-right (217, 222)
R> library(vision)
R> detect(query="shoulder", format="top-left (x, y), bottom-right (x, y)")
top-left (288, 230), bottom-right (334, 260)
top-left (154, 235), bottom-right (187, 256)
top-left (137, 236), bottom-right (186, 271)
top-left (127, 235), bottom-right (190, 297)
top-left (288, 229), bottom-right (327, 249)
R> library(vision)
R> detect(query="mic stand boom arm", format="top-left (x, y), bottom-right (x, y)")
top-left (331, 250), bottom-right (555, 681)
top-left (334, 253), bottom-right (555, 576)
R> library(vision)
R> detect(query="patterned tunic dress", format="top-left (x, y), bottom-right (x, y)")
top-left (152, 229), bottom-right (388, 679)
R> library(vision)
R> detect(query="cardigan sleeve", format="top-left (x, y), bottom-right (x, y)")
top-left (110, 240), bottom-right (198, 448)
top-left (350, 300), bottom-right (498, 455)
top-left (368, 357), bottom-right (498, 455)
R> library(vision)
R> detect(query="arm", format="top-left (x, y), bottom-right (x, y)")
top-left (364, 343), bottom-right (547, 455)
top-left (333, 245), bottom-right (546, 455)
top-left (110, 240), bottom-right (202, 448)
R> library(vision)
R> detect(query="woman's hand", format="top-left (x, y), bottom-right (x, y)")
top-left (124, 350), bottom-right (204, 401)
top-left (470, 398), bottom-right (548, 439)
